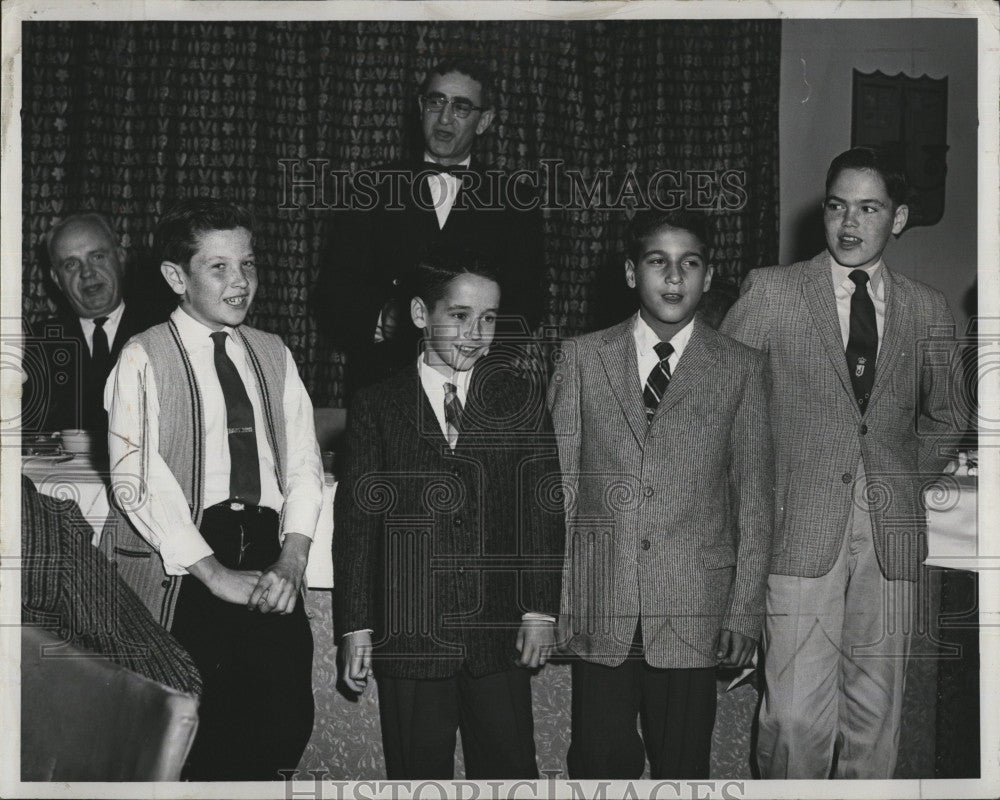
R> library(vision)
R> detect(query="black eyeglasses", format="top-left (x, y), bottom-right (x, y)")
top-left (419, 93), bottom-right (483, 119)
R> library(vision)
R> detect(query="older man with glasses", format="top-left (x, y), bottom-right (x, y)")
top-left (313, 57), bottom-right (546, 399)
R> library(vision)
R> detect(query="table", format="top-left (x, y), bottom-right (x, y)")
top-left (21, 454), bottom-right (336, 589)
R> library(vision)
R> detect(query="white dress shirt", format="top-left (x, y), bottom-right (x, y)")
top-left (832, 259), bottom-right (886, 354)
top-left (425, 153), bottom-right (470, 230)
top-left (80, 301), bottom-right (125, 355)
top-left (633, 313), bottom-right (695, 389)
top-left (105, 306), bottom-right (323, 575)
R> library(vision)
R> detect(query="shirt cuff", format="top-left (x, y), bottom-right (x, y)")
top-left (521, 612), bottom-right (556, 624)
top-left (161, 531), bottom-right (216, 576)
top-left (280, 501), bottom-right (320, 542)
top-left (343, 629), bottom-right (374, 639)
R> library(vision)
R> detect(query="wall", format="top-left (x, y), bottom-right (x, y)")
top-left (779, 18), bottom-right (979, 334)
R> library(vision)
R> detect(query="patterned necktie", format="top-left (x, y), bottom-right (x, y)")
top-left (846, 270), bottom-right (877, 414)
top-left (643, 341), bottom-right (674, 422)
top-left (210, 331), bottom-right (261, 505)
top-left (91, 316), bottom-right (110, 377)
top-left (443, 381), bottom-right (463, 450)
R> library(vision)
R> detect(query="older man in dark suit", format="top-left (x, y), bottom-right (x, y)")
top-left (313, 57), bottom-right (545, 399)
top-left (26, 213), bottom-right (157, 432)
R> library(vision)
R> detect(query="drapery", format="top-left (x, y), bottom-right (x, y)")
top-left (21, 20), bottom-right (780, 406)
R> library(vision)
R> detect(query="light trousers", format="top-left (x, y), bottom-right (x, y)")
top-left (756, 476), bottom-right (914, 779)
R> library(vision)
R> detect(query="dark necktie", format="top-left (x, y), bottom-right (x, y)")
top-left (210, 331), bottom-right (261, 505)
top-left (846, 270), bottom-right (878, 415)
top-left (91, 316), bottom-right (111, 377)
top-left (443, 381), bottom-right (463, 449)
top-left (643, 341), bottom-right (674, 422)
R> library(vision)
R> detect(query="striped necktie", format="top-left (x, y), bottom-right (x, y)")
top-left (443, 381), bottom-right (463, 450)
top-left (643, 341), bottom-right (674, 422)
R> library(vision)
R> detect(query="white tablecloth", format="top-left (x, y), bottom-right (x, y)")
top-left (22, 455), bottom-right (336, 589)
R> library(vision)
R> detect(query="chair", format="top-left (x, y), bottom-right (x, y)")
top-left (21, 626), bottom-right (200, 781)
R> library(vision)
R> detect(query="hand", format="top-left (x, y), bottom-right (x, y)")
top-left (249, 532), bottom-right (310, 614)
top-left (187, 555), bottom-right (262, 605)
top-left (715, 629), bottom-right (757, 668)
top-left (341, 630), bottom-right (373, 693)
top-left (515, 618), bottom-right (556, 668)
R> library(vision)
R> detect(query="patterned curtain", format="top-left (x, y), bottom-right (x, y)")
top-left (21, 20), bottom-right (780, 406)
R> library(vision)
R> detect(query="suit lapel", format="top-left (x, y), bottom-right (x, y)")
top-left (597, 318), bottom-right (647, 446)
top-left (651, 318), bottom-right (720, 422)
top-left (867, 267), bottom-right (909, 411)
top-left (388, 362), bottom-right (450, 453)
top-left (802, 253), bottom-right (856, 402)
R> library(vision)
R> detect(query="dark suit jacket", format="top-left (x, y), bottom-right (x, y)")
top-left (333, 354), bottom-right (565, 679)
top-left (26, 303), bottom-right (153, 432)
top-left (548, 317), bottom-right (773, 668)
top-left (721, 251), bottom-right (958, 581)
top-left (314, 161), bottom-right (546, 396)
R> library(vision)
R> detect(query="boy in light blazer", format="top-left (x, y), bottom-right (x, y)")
top-left (549, 210), bottom-right (773, 779)
top-left (721, 146), bottom-right (957, 779)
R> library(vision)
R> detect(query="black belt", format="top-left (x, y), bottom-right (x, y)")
top-left (206, 500), bottom-right (273, 515)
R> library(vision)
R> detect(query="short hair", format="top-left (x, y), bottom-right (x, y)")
top-left (626, 210), bottom-right (711, 264)
top-left (411, 245), bottom-right (502, 309)
top-left (420, 57), bottom-right (495, 110)
top-left (46, 212), bottom-right (119, 268)
top-left (154, 198), bottom-right (253, 271)
top-left (825, 146), bottom-right (909, 208)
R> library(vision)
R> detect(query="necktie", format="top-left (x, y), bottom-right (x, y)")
top-left (91, 316), bottom-right (110, 377)
top-left (846, 270), bottom-right (877, 414)
top-left (443, 381), bottom-right (463, 450)
top-left (643, 341), bottom-right (674, 422)
top-left (210, 331), bottom-right (261, 505)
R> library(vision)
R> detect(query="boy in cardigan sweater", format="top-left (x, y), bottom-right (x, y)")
top-left (105, 198), bottom-right (323, 780)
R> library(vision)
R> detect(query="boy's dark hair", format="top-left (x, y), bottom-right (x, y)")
top-left (626, 210), bottom-right (711, 263)
top-left (825, 146), bottom-right (910, 208)
top-left (154, 198), bottom-right (253, 271)
top-left (420, 57), bottom-right (495, 109)
top-left (411, 245), bottom-right (501, 309)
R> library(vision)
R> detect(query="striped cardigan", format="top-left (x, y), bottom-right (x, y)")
top-left (100, 319), bottom-right (287, 629)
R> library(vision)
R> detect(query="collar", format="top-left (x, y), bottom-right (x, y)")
top-left (633, 313), bottom-right (696, 360)
top-left (417, 351), bottom-right (475, 394)
top-left (171, 305), bottom-right (238, 349)
top-left (830, 256), bottom-right (886, 299)
top-left (80, 301), bottom-right (125, 329)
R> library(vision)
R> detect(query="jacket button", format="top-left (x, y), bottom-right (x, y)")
top-left (859, 424), bottom-right (868, 435)
top-left (842, 473), bottom-right (853, 484)
top-left (641, 539), bottom-right (651, 551)
top-left (643, 486), bottom-right (654, 497)
top-left (161, 579), bottom-right (171, 588)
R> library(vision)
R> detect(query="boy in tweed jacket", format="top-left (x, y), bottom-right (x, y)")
top-left (334, 245), bottom-right (564, 779)
top-left (721, 147), bottom-right (957, 779)
top-left (549, 210), bottom-right (773, 779)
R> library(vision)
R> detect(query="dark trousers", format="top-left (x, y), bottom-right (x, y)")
top-left (171, 505), bottom-right (315, 781)
top-left (377, 666), bottom-right (538, 780)
top-left (567, 633), bottom-right (717, 779)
